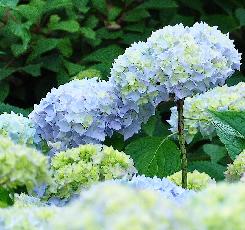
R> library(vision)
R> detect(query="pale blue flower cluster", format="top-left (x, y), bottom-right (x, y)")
top-left (0, 112), bottom-right (35, 145)
top-left (116, 175), bottom-right (194, 203)
top-left (147, 22), bottom-right (241, 99)
top-left (168, 83), bottom-right (245, 143)
top-left (29, 78), bottom-right (121, 150)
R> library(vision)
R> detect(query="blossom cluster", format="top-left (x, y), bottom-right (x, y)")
top-left (168, 83), bottom-right (245, 143)
top-left (50, 182), bottom-right (187, 230)
top-left (0, 182), bottom-right (245, 229)
top-left (0, 136), bottom-right (50, 192)
top-left (168, 170), bottom-right (215, 191)
top-left (46, 144), bottom-right (136, 199)
top-left (116, 174), bottom-right (194, 203)
top-left (147, 22), bottom-right (241, 99)
top-left (225, 150), bottom-right (245, 182)
top-left (29, 22), bottom-right (241, 148)
top-left (0, 112), bottom-right (35, 146)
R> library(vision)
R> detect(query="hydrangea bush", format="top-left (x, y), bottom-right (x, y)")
top-left (168, 83), bottom-right (245, 143)
top-left (225, 150), bottom-right (245, 182)
top-left (0, 112), bottom-right (35, 146)
top-left (0, 136), bottom-right (50, 193)
top-left (168, 170), bottom-right (215, 191)
top-left (46, 144), bottom-right (136, 199)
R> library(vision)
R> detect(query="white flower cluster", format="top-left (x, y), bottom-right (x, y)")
top-left (168, 83), bottom-right (245, 143)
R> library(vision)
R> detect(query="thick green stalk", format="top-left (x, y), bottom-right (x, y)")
top-left (176, 99), bottom-right (187, 188)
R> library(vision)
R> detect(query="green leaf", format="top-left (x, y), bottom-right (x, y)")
top-left (142, 114), bottom-right (170, 137)
top-left (188, 161), bottom-right (225, 181)
top-left (44, 0), bottom-right (72, 13)
top-left (16, 5), bottom-right (41, 24)
top-left (0, 68), bottom-right (16, 80)
top-left (108, 6), bottom-right (121, 21)
top-left (0, 81), bottom-right (9, 102)
top-left (57, 38), bottom-right (73, 57)
top-left (0, 187), bottom-right (12, 208)
top-left (91, 0), bottom-right (107, 14)
top-left (83, 45), bottom-right (123, 64)
top-left (170, 14), bottom-right (195, 26)
top-left (63, 60), bottom-right (83, 76)
top-left (0, 0), bottom-right (18, 7)
top-left (28, 38), bottom-right (59, 61)
top-left (235, 8), bottom-right (245, 26)
top-left (125, 136), bottom-right (181, 177)
top-left (48, 18), bottom-right (80, 33)
top-left (202, 144), bottom-right (227, 163)
top-left (124, 8), bottom-right (150, 22)
top-left (124, 23), bottom-right (145, 33)
top-left (81, 27), bottom-right (96, 40)
top-left (0, 103), bottom-right (31, 116)
top-left (84, 15), bottom-right (99, 29)
top-left (21, 64), bottom-right (42, 77)
top-left (201, 14), bottom-right (238, 32)
top-left (97, 28), bottom-right (123, 40)
top-left (226, 72), bottom-right (245, 86)
top-left (210, 111), bottom-right (245, 159)
top-left (138, 0), bottom-right (178, 9)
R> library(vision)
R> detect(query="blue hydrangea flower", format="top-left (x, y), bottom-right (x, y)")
top-left (147, 22), bottom-right (241, 99)
top-left (29, 78), bottom-right (122, 150)
top-left (168, 83), bottom-right (245, 143)
top-left (115, 175), bottom-right (194, 203)
top-left (0, 112), bottom-right (35, 146)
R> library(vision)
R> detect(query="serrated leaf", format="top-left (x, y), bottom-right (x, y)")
top-left (211, 111), bottom-right (245, 160)
top-left (0, 102), bottom-right (30, 116)
top-left (0, 187), bottom-right (12, 207)
top-left (0, 68), bottom-right (16, 80)
top-left (125, 136), bottom-right (181, 177)
top-left (16, 5), bottom-right (41, 23)
top-left (201, 14), bottom-right (238, 32)
top-left (81, 27), bottom-right (96, 40)
top-left (22, 64), bottom-right (42, 77)
top-left (97, 28), bottom-right (123, 40)
top-left (44, 0), bottom-right (72, 13)
top-left (0, 0), bottom-right (18, 7)
top-left (63, 60), bottom-right (83, 76)
top-left (202, 144), bottom-right (227, 163)
top-left (91, 0), bottom-right (107, 14)
top-left (28, 38), bottom-right (59, 61)
top-left (57, 38), bottom-right (73, 57)
top-left (108, 6), bottom-right (121, 21)
top-left (74, 68), bottom-right (102, 80)
top-left (84, 15), bottom-right (99, 29)
top-left (124, 8), bottom-right (150, 22)
top-left (226, 72), bottom-right (245, 86)
top-left (236, 8), bottom-right (245, 26)
top-left (142, 114), bottom-right (170, 137)
top-left (83, 45), bottom-right (123, 64)
top-left (0, 81), bottom-right (9, 101)
top-left (138, 0), bottom-right (177, 9)
top-left (48, 19), bottom-right (80, 33)
top-left (188, 161), bottom-right (225, 181)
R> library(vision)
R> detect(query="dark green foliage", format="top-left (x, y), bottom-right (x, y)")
top-left (0, 0), bottom-right (244, 110)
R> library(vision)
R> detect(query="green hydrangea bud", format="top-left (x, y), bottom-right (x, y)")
top-left (13, 193), bottom-right (46, 208)
top-left (0, 136), bottom-right (50, 193)
top-left (168, 170), bottom-right (215, 191)
top-left (46, 144), bottom-right (137, 199)
top-left (225, 150), bottom-right (245, 182)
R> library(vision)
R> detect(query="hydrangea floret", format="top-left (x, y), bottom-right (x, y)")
top-left (0, 136), bottom-right (50, 193)
top-left (46, 144), bottom-right (136, 199)
top-left (168, 83), bottom-right (245, 143)
top-left (13, 193), bottom-right (47, 208)
top-left (0, 112), bottom-right (35, 145)
top-left (225, 149), bottom-right (245, 182)
top-left (168, 170), bottom-right (215, 191)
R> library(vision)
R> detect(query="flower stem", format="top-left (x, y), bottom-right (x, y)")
top-left (176, 99), bottom-right (187, 189)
